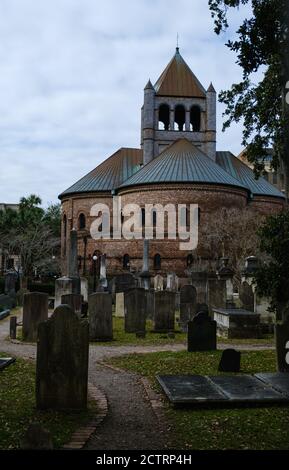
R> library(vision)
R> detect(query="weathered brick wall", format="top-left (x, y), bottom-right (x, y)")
top-left (60, 184), bottom-right (285, 277)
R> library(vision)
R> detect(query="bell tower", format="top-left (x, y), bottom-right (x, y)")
top-left (141, 48), bottom-right (216, 163)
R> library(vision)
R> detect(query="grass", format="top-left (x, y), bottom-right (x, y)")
top-left (106, 349), bottom-right (289, 450)
top-left (0, 353), bottom-right (97, 449)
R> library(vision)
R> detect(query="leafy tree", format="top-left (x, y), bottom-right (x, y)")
top-left (208, 0), bottom-right (289, 187)
top-left (255, 210), bottom-right (289, 321)
top-left (0, 195), bottom-right (61, 286)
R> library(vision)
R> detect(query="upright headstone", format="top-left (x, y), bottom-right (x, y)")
top-left (88, 292), bottom-right (113, 341)
top-left (275, 318), bottom-right (289, 372)
top-left (180, 285), bottom-right (197, 332)
top-left (113, 273), bottom-right (136, 294)
top-left (154, 275), bottom-right (164, 291)
top-left (218, 349), bottom-right (241, 372)
top-left (124, 288), bottom-right (146, 334)
top-left (239, 281), bottom-right (254, 311)
top-left (23, 292), bottom-right (48, 342)
top-left (166, 273), bottom-right (178, 291)
top-left (115, 292), bottom-right (125, 317)
top-left (4, 271), bottom-right (17, 295)
top-left (36, 305), bottom-right (89, 410)
top-left (145, 289), bottom-right (155, 320)
top-left (207, 277), bottom-right (226, 315)
top-left (61, 293), bottom-right (83, 317)
top-left (80, 277), bottom-right (88, 302)
top-left (154, 291), bottom-right (175, 333)
top-left (187, 310), bottom-right (217, 352)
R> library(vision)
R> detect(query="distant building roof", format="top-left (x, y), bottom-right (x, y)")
top-left (0, 203), bottom-right (19, 211)
top-left (59, 148), bottom-right (143, 198)
top-left (154, 48), bottom-right (206, 98)
top-left (118, 139), bottom-right (248, 192)
top-left (216, 151), bottom-right (285, 199)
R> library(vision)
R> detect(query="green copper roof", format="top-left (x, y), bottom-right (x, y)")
top-left (59, 148), bottom-right (143, 198)
top-left (216, 151), bottom-right (285, 199)
top-left (118, 139), bottom-right (248, 192)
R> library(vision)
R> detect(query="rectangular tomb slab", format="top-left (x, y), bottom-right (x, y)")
top-left (209, 375), bottom-right (286, 402)
top-left (255, 373), bottom-right (289, 397)
top-left (0, 357), bottom-right (16, 371)
top-left (157, 375), bottom-right (227, 404)
top-left (157, 374), bottom-right (289, 406)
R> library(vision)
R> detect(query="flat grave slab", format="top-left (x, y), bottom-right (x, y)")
top-left (0, 357), bottom-right (16, 371)
top-left (255, 373), bottom-right (289, 397)
top-left (157, 373), bottom-right (289, 406)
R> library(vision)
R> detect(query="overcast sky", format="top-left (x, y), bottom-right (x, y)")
top-left (0, 0), bottom-right (253, 206)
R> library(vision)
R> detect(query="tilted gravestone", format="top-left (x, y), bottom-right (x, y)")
top-left (61, 293), bottom-right (83, 317)
top-left (187, 310), bottom-right (217, 352)
top-left (124, 288), bottom-right (146, 334)
top-left (218, 349), bottom-right (241, 372)
top-left (154, 291), bottom-right (176, 333)
top-left (23, 292), bottom-right (48, 342)
top-left (239, 281), bottom-right (255, 312)
top-left (180, 285), bottom-right (197, 332)
top-left (275, 318), bottom-right (289, 372)
top-left (36, 305), bottom-right (89, 410)
top-left (88, 292), bottom-right (113, 341)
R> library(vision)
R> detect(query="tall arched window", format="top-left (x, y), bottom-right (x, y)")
top-left (174, 105), bottom-right (186, 131)
top-left (123, 254), bottom-right (130, 269)
top-left (158, 104), bottom-right (170, 130)
top-left (154, 253), bottom-right (161, 269)
top-left (190, 106), bottom-right (201, 132)
top-left (78, 213), bottom-right (86, 230)
top-left (141, 208), bottom-right (146, 228)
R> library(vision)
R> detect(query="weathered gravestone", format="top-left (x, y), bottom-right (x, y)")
top-left (154, 275), bottom-right (164, 291)
top-left (4, 271), bottom-right (17, 295)
top-left (154, 291), bottom-right (176, 333)
top-left (275, 318), bottom-right (289, 372)
top-left (187, 310), bottom-right (217, 352)
top-left (239, 281), bottom-right (255, 312)
top-left (115, 292), bottom-right (125, 317)
top-left (207, 278), bottom-right (226, 315)
top-left (61, 293), bottom-right (83, 317)
top-left (88, 292), bottom-right (113, 341)
top-left (180, 285), bottom-right (197, 332)
top-left (113, 273), bottom-right (136, 294)
top-left (23, 292), bottom-right (48, 342)
top-left (36, 305), bottom-right (89, 410)
top-left (124, 288), bottom-right (146, 334)
top-left (166, 273), bottom-right (178, 291)
top-left (145, 289), bottom-right (155, 320)
top-left (80, 277), bottom-right (88, 302)
top-left (218, 349), bottom-right (241, 372)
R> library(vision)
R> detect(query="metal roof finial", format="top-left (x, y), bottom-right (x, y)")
top-left (176, 33), bottom-right (179, 53)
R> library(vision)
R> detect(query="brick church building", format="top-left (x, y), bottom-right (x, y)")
top-left (59, 48), bottom-right (285, 277)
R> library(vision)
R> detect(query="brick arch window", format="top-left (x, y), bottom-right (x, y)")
top-left (158, 104), bottom-right (170, 130)
top-left (190, 105), bottom-right (201, 132)
top-left (154, 253), bottom-right (161, 270)
top-left (123, 254), bottom-right (130, 269)
top-left (174, 105), bottom-right (186, 131)
top-left (187, 254), bottom-right (194, 267)
top-left (78, 213), bottom-right (86, 230)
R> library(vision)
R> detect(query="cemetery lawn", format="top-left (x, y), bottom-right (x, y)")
top-left (0, 353), bottom-right (97, 449)
top-left (106, 349), bottom-right (289, 450)
top-left (92, 317), bottom-right (274, 347)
